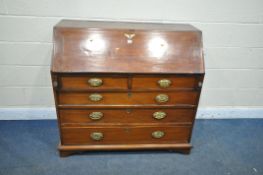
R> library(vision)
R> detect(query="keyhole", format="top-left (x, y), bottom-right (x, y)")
top-left (126, 109), bottom-right (132, 114)
top-left (124, 128), bottom-right (131, 133)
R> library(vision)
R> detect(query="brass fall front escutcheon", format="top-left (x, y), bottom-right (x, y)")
top-left (158, 79), bottom-right (172, 88)
top-left (89, 112), bottom-right (103, 120)
top-left (152, 131), bottom-right (165, 139)
top-left (90, 132), bottom-right (104, 141)
top-left (89, 93), bottom-right (103, 102)
top-left (88, 78), bottom-right (103, 87)
top-left (155, 94), bottom-right (169, 103)
top-left (153, 111), bottom-right (167, 120)
top-left (124, 33), bottom-right (136, 44)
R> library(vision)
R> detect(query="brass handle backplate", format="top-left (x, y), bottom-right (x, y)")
top-left (155, 94), bottom-right (169, 103)
top-left (88, 78), bottom-right (103, 87)
top-left (153, 111), bottom-right (167, 120)
top-left (152, 131), bottom-right (165, 139)
top-left (158, 79), bottom-right (172, 88)
top-left (90, 132), bottom-right (104, 141)
top-left (89, 112), bottom-right (103, 120)
top-left (89, 93), bottom-right (103, 102)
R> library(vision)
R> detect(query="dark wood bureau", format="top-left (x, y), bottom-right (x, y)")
top-left (51, 20), bottom-right (205, 157)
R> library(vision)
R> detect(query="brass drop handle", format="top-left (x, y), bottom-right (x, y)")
top-left (155, 94), bottom-right (169, 103)
top-left (158, 79), bottom-right (172, 88)
top-left (152, 131), bottom-right (165, 139)
top-left (90, 132), bottom-right (104, 141)
top-left (153, 111), bottom-right (167, 120)
top-left (88, 78), bottom-right (103, 87)
top-left (89, 93), bottom-right (103, 102)
top-left (89, 112), bottom-right (103, 120)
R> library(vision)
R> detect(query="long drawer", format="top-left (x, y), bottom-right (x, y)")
top-left (58, 91), bottom-right (199, 105)
top-left (59, 108), bottom-right (195, 124)
top-left (61, 125), bottom-right (191, 145)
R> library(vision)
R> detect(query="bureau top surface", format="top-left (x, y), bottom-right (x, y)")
top-left (51, 20), bottom-right (204, 74)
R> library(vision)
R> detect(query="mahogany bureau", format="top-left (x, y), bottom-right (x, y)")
top-left (51, 20), bottom-right (205, 157)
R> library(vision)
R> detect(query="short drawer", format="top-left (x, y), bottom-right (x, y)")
top-left (60, 76), bottom-right (127, 90)
top-left (61, 125), bottom-right (191, 145)
top-left (59, 108), bottom-right (195, 124)
top-left (132, 76), bottom-right (198, 89)
top-left (58, 91), bottom-right (199, 105)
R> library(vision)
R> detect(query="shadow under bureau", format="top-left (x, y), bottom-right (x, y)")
top-left (51, 20), bottom-right (205, 157)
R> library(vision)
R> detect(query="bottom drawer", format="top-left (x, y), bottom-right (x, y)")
top-left (61, 125), bottom-right (191, 145)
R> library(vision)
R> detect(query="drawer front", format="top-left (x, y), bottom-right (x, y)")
top-left (59, 108), bottom-right (195, 124)
top-left (132, 76), bottom-right (198, 89)
top-left (60, 76), bottom-right (127, 90)
top-left (61, 125), bottom-right (191, 145)
top-left (58, 91), bottom-right (199, 105)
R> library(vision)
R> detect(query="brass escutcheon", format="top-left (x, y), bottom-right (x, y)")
top-left (155, 94), bottom-right (169, 103)
top-left (89, 112), bottom-right (103, 120)
top-left (153, 111), bottom-right (167, 120)
top-left (152, 131), bottom-right (165, 139)
top-left (158, 79), bottom-right (172, 88)
top-left (88, 78), bottom-right (103, 87)
top-left (53, 81), bottom-right (58, 88)
top-left (124, 33), bottom-right (136, 44)
top-left (89, 93), bottom-right (103, 102)
top-left (90, 132), bottom-right (103, 141)
top-left (198, 81), bottom-right (202, 87)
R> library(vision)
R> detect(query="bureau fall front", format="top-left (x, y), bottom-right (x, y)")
top-left (51, 20), bottom-right (205, 157)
